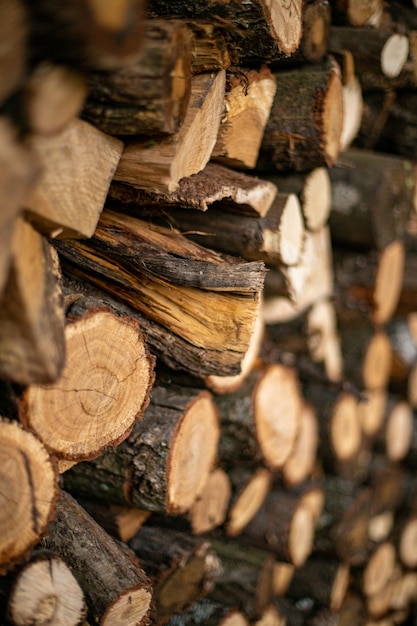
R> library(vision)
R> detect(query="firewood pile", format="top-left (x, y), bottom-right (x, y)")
top-left (3, 0), bottom-right (417, 624)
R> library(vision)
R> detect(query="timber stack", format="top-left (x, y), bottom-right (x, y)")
top-left (2, 0), bottom-right (417, 625)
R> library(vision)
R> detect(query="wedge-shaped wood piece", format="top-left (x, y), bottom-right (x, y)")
top-left (41, 491), bottom-right (153, 626)
top-left (25, 119), bottom-right (123, 239)
top-left (63, 385), bottom-right (220, 514)
top-left (212, 66), bottom-right (277, 169)
top-left (19, 304), bottom-right (155, 461)
top-left (0, 118), bottom-right (41, 294)
top-left (0, 218), bottom-right (65, 385)
top-left (114, 71), bottom-right (225, 193)
top-left (83, 20), bottom-right (193, 136)
top-left (56, 210), bottom-right (266, 377)
top-left (0, 420), bottom-right (58, 574)
top-left (110, 161), bottom-right (277, 217)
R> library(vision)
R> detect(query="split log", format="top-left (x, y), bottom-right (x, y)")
top-left (25, 0), bottom-right (146, 69)
top-left (113, 71), bottom-right (225, 193)
top-left (56, 210), bottom-right (266, 378)
top-left (287, 557), bottom-right (350, 612)
top-left (0, 0), bottom-right (27, 104)
top-left (109, 161), bottom-right (278, 217)
top-left (41, 490), bottom-right (153, 626)
top-left (160, 191), bottom-right (305, 267)
top-left (2, 549), bottom-right (87, 626)
top-left (0, 218), bottom-right (65, 385)
top-left (165, 599), bottom-right (249, 626)
top-left (24, 119), bottom-right (123, 239)
top-left (129, 526), bottom-right (221, 622)
top-left (146, 0), bottom-right (303, 63)
top-left (226, 467), bottom-right (272, 538)
top-left (0, 118), bottom-right (40, 294)
top-left (63, 384), bottom-right (219, 514)
top-left (83, 20), bottom-right (193, 136)
top-left (0, 419), bottom-right (58, 573)
top-left (216, 364), bottom-right (302, 471)
top-left (333, 240), bottom-right (405, 325)
top-left (189, 22), bottom-right (231, 74)
top-left (22, 62), bottom-right (87, 136)
top-left (18, 300), bottom-right (155, 461)
top-left (264, 167), bottom-right (332, 232)
top-left (211, 66), bottom-right (277, 169)
top-left (328, 149), bottom-right (415, 250)
top-left (256, 58), bottom-right (343, 173)
top-left (208, 539), bottom-right (275, 619)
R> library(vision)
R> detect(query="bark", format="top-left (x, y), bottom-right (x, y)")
top-left (113, 71), bottom-right (225, 193)
top-left (164, 599), bottom-right (249, 626)
top-left (0, 419), bottom-right (58, 574)
top-left (24, 119), bottom-right (123, 239)
top-left (83, 20), bottom-right (193, 136)
top-left (0, 218), bottom-right (66, 385)
top-left (19, 302), bottom-right (155, 461)
top-left (212, 66), bottom-right (277, 169)
top-left (56, 210), bottom-right (265, 378)
top-left (129, 526), bottom-right (221, 623)
top-left (109, 161), bottom-right (278, 217)
top-left (63, 385), bottom-right (219, 514)
top-left (41, 490), bottom-right (153, 626)
top-left (256, 58), bottom-right (343, 173)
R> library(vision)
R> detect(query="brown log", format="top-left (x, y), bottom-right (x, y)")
top-left (25, 0), bottom-right (146, 69)
top-left (63, 384), bottom-right (219, 514)
top-left (129, 526), bottom-right (221, 622)
top-left (19, 299), bottom-right (155, 462)
top-left (113, 71), bottom-right (225, 193)
top-left (253, 604), bottom-right (286, 626)
top-left (146, 0), bottom-right (303, 62)
top-left (75, 497), bottom-right (151, 542)
top-left (359, 543), bottom-right (398, 600)
top-left (358, 389), bottom-right (388, 440)
top-left (287, 557), bottom-right (350, 612)
top-left (272, 562), bottom-right (295, 597)
top-left (159, 191), bottom-right (305, 268)
top-left (212, 66), bottom-right (277, 169)
top-left (332, 0), bottom-right (383, 26)
top-left (377, 398), bottom-right (413, 462)
top-left (0, 118), bottom-right (40, 295)
top-left (396, 512), bottom-right (417, 570)
top-left (56, 210), bottom-right (265, 378)
top-left (0, 218), bottom-right (65, 385)
top-left (216, 364), bottom-right (302, 471)
top-left (189, 21), bottom-right (231, 74)
top-left (23, 62), bottom-right (87, 136)
top-left (386, 314), bottom-right (417, 384)
top-left (189, 467), bottom-right (231, 534)
top-left (24, 119), bottom-right (123, 239)
top-left (165, 599), bottom-right (249, 626)
top-left (0, 0), bottom-right (27, 105)
top-left (328, 149), bottom-right (415, 251)
top-left (41, 490), bottom-right (152, 626)
top-left (338, 51), bottom-right (364, 151)
top-left (0, 419), bottom-right (58, 574)
top-left (256, 58), bottom-right (343, 173)
top-left (282, 401), bottom-right (319, 487)
top-left (4, 549), bottom-right (87, 626)
top-left (226, 467), bottom-right (272, 538)
top-left (83, 20), bottom-right (192, 136)
top-left (109, 161), bottom-right (278, 217)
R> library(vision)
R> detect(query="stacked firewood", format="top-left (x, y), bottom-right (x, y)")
top-left (2, 0), bottom-right (417, 625)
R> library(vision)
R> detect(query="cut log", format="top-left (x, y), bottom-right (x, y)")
top-left (19, 302), bottom-right (155, 461)
top-left (83, 19), bottom-right (192, 136)
top-left (41, 490), bottom-right (152, 626)
top-left (129, 526), bottom-right (221, 622)
top-left (146, 0), bottom-right (303, 62)
top-left (338, 52), bottom-right (364, 151)
top-left (160, 191), bottom-right (304, 268)
top-left (264, 167), bottom-right (332, 232)
top-left (25, 118), bottom-right (123, 239)
top-left (386, 314), bottom-right (417, 384)
top-left (56, 210), bottom-right (265, 378)
top-left (332, 0), bottom-right (383, 26)
top-left (0, 0), bottom-right (27, 104)
top-left (377, 399), bottom-right (413, 463)
top-left (361, 543), bottom-right (397, 598)
top-left (75, 497), bottom-right (151, 542)
top-left (0, 419), bottom-right (58, 574)
top-left (63, 385), bottom-right (219, 514)
top-left (256, 58), bottom-right (343, 173)
top-left (189, 467), bottom-right (231, 535)
top-left (5, 549), bottom-right (87, 626)
top-left (0, 218), bottom-right (65, 385)
top-left (397, 512), bottom-right (417, 570)
top-left (226, 467), bottom-right (272, 537)
top-left (211, 66), bottom-right (277, 169)
top-left (358, 389), bottom-right (387, 440)
top-left (208, 539), bottom-right (275, 619)
top-left (328, 149), bottom-right (415, 250)
top-left (113, 71), bottom-right (225, 193)
top-left (23, 62), bottom-right (87, 136)
top-left (272, 562), bottom-right (295, 597)
top-left (282, 401), bottom-right (319, 487)
top-left (216, 364), bottom-right (302, 471)
top-left (0, 117), bottom-right (41, 295)
top-left (287, 557), bottom-right (350, 612)
top-left (165, 599), bottom-right (249, 626)
top-left (253, 604), bottom-right (286, 626)
top-left (109, 161), bottom-right (278, 217)
top-left (25, 0), bottom-right (146, 69)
